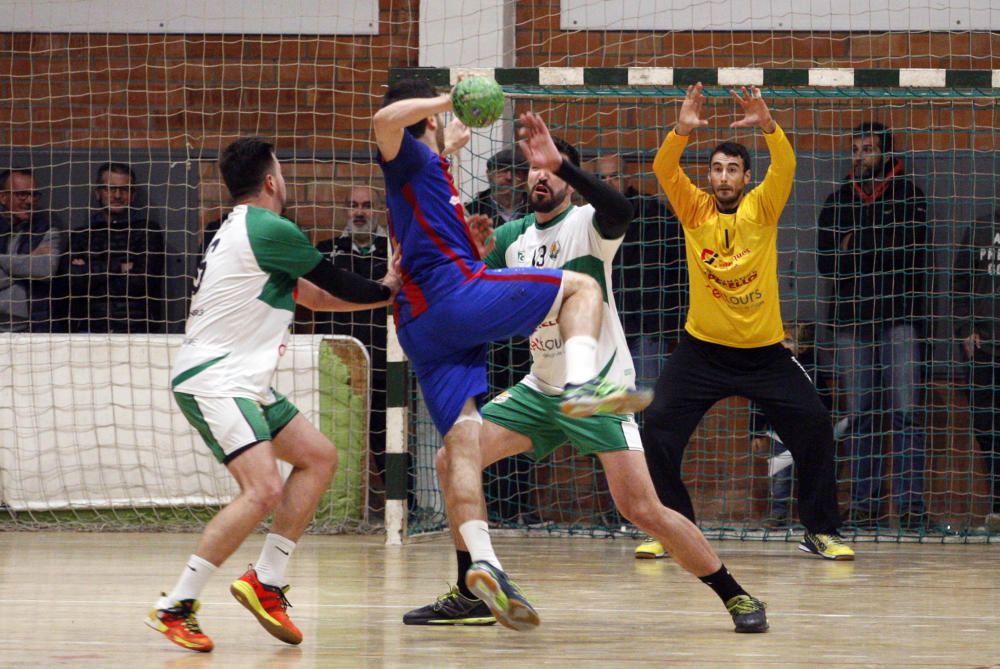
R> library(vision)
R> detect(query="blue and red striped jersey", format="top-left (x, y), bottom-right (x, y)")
top-left (379, 131), bottom-right (484, 327)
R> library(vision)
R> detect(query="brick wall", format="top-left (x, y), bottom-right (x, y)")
top-left (1, 1), bottom-right (419, 152)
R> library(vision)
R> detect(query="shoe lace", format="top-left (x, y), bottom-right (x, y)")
top-left (432, 586), bottom-right (462, 611)
top-left (814, 532), bottom-right (845, 547)
top-left (727, 595), bottom-right (764, 615)
top-left (182, 612), bottom-right (204, 635)
top-left (274, 585), bottom-right (293, 610)
top-left (165, 601), bottom-right (204, 635)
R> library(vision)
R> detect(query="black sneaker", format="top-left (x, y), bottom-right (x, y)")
top-left (726, 595), bottom-right (769, 633)
top-left (465, 561), bottom-right (540, 631)
top-left (402, 586), bottom-right (496, 626)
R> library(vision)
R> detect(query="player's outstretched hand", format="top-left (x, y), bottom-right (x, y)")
top-left (467, 213), bottom-right (496, 258)
top-left (730, 85), bottom-right (776, 132)
top-left (442, 117), bottom-right (471, 156)
top-left (676, 83), bottom-right (709, 136)
top-left (517, 112), bottom-right (562, 172)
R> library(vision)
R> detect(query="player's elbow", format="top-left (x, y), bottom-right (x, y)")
top-left (372, 108), bottom-right (396, 137)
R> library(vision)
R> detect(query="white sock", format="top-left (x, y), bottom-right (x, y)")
top-left (459, 520), bottom-right (502, 571)
top-left (254, 533), bottom-right (297, 587)
top-left (161, 554), bottom-right (217, 608)
top-left (564, 335), bottom-right (598, 385)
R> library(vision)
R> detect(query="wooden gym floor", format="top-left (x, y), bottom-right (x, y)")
top-left (0, 532), bottom-right (997, 668)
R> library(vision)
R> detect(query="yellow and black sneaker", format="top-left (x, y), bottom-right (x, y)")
top-left (402, 585), bottom-right (497, 626)
top-left (560, 377), bottom-right (653, 418)
top-left (798, 531), bottom-right (856, 561)
top-left (725, 595), bottom-right (769, 633)
top-left (634, 536), bottom-right (668, 559)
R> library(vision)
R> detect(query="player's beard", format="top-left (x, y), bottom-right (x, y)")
top-left (712, 184), bottom-right (743, 209)
top-left (529, 183), bottom-right (568, 214)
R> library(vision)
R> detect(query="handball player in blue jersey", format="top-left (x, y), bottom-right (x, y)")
top-left (373, 78), bottom-right (651, 630)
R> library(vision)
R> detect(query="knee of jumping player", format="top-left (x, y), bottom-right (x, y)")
top-left (561, 270), bottom-right (600, 299)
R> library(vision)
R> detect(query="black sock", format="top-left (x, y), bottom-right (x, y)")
top-left (456, 550), bottom-right (475, 599)
top-left (699, 564), bottom-right (747, 604)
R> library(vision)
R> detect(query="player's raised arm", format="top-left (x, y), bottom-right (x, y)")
top-left (517, 111), bottom-right (633, 238)
top-left (652, 83), bottom-right (711, 224)
top-left (731, 86), bottom-right (795, 217)
top-left (373, 92), bottom-right (453, 162)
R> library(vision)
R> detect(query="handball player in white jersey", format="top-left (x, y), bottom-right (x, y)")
top-left (146, 137), bottom-right (400, 652)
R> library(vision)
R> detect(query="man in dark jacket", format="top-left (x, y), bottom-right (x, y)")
top-left (817, 122), bottom-right (930, 530)
top-left (0, 168), bottom-right (66, 331)
top-left (67, 162), bottom-right (167, 333)
top-left (952, 207), bottom-right (1000, 534)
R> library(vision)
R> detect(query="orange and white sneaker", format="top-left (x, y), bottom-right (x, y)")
top-left (230, 565), bottom-right (303, 645)
top-left (145, 596), bottom-right (214, 652)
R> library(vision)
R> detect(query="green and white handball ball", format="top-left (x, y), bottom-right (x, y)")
top-left (451, 76), bottom-right (505, 128)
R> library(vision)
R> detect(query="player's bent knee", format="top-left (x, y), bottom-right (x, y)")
top-left (244, 478), bottom-right (284, 515)
top-left (561, 270), bottom-right (600, 297)
top-left (614, 495), bottom-right (655, 528)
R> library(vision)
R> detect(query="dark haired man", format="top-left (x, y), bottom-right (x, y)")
top-left (0, 167), bottom-right (66, 331)
top-left (639, 83), bottom-right (854, 561)
top-left (147, 138), bottom-right (400, 653)
top-left (403, 116), bottom-right (769, 634)
top-left (67, 161), bottom-right (167, 333)
top-left (373, 78), bottom-right (650, 631)
top-left (818, 121), bottom-right (930, 531)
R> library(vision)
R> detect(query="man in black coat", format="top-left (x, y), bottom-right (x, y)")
top-left (817, 122), bottom-right (930, 530)
top-left (0, 168), bottom-right (67, 332)
top-left (67, 162), bottom-right (167, 333)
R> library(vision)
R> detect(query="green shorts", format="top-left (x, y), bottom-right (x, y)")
top-left (482, 382), bottom-right (643, 461)
top-left (173, 389), bottom-right (299, 464)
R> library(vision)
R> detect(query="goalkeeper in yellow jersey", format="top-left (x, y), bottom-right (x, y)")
top-left (636, 83), bottom-right (854, 561)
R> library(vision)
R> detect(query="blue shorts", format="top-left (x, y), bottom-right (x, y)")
top-left (398, 267), bottom-right (563, 435)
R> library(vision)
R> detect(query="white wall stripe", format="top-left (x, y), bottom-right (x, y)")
top-left (627, 67), bottom-right (674, 85)
top-left (539, 67), bottom-right (584, 85)
top-left (899, 68), bottom-right (946, 87)
top-left (718, 67), bottom-right (764, 86)
top-left (809, 68), bottom-right (855, 87)
top-left (432, 67), bottom-right (1000, 89)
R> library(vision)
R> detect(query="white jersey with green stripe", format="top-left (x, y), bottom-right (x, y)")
top-left (171, 204), bottom-right (323, 402)
top-left (484, 203), bottom-right (635, 396)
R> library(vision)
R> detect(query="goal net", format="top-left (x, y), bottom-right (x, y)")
top-left (2, 1), bottom-right (998, 542)
top-left (404, 75), bottom-right (1000, 542)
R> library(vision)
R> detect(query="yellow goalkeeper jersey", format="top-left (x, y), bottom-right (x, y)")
top-left (652, 124), bottom-right (795, 348)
